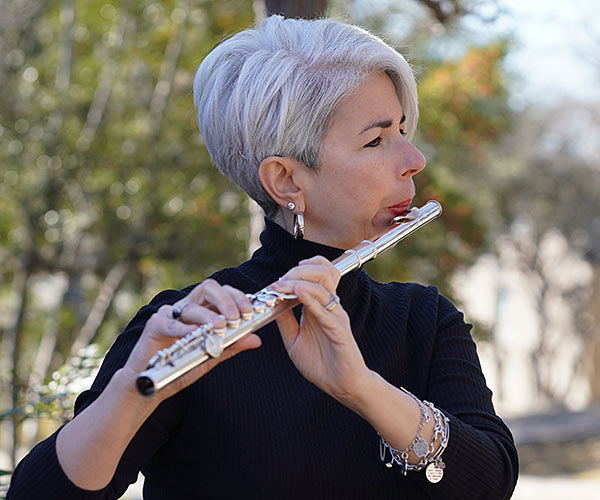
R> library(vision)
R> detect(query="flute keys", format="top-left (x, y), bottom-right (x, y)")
top-left (253, 302), bottom-right (266, 314)
top-left (241, 311), bottom-right (253, 321)
top-left (227, 318), bottom-right (241, 328)
top-left (212, 327), bottom-right (227, 337)
top-left (261, 294), bottom-right (277, 307)
top-left (204, 334), bottom-right (223, 358)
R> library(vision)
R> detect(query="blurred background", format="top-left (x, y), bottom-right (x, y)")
top-left (1, 0), bottom-right (599, 498)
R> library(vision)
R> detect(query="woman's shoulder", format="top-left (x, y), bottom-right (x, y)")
top-left (368, 277), bottom-right (462, 321)
top-left (370, 278), bottom-right (437, 303)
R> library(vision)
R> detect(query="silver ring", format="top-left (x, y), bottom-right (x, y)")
top-left (324, 293), bottom-right (340, 311)
top-left (172, 303), bottom-right (188, 320)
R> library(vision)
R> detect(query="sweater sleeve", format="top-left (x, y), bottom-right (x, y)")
top-left (7, 288), bottom-right (192, 500)
top-left (413, 291), bottom-right (519, 500)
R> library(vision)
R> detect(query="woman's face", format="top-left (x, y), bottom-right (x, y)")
top-left (298, 72), bottom-right (426, 249)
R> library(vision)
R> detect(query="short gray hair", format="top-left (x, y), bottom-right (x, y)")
top-left (193, 15), bottom-right (418, 219)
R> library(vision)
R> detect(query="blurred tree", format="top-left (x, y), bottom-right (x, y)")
top-left (265, 0), bottom-right (327, 18)
top-left (486, 105), bottom-right (600, 406)
top-left (0, 0), bottom-right (255, 467)
top-left (414, 0), bottom-right (503, 24)
top-left (578, 15), bottom-right (600, 402)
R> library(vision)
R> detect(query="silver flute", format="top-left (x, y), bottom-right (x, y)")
top-left (136, 200), bottom-right (442, 396)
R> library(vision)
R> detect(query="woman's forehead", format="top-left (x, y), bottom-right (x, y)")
top-left (327, 73), bottom-right (403, 132)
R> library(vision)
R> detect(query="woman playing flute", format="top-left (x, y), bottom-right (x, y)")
top-left (9, 15), bottom-right (518, 499)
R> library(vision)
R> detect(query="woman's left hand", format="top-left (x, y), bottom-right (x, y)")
top-left (270, 256), bottom-right (371, 406)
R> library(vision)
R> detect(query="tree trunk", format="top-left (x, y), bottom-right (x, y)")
top-left (148, 11), bottom-right (185, 138)
top-left (587, 263), bottom-right (600, 401)
top-left (76, 10), bottom-right (128, 151)
top-left (0, 251), bottom-right (34, 468)
top-left (69, 262), bottom-right (129, 357)
top-left (55, 0), bottom-right (74, 94)
top-left (264, 0), bottom-right (328, 18)
top-left (20, 277), bottom-right (68, 454)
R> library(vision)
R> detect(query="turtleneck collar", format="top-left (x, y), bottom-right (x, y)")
top-left (247, 218), bottom-right (365, 307)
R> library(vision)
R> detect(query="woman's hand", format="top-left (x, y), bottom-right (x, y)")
top-left (123, 279), bottom-right (262, 401)
top-left (270, 256), bottom-right (371, 406)
top-left (55, 280), bottom-right (261, 491)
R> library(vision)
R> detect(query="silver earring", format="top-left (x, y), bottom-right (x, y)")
top-left (287, 201), bottom-right (304, 239)
top-left (293, 212), bottom-right (304, 240)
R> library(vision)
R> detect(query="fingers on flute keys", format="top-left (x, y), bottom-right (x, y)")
top-left (172, 280), bottom-right (253, 326)
top-left (278, 256), bottom-right (340, 289)
top-left (146, 305), bottom-right (198, 339)
top-left (271, 256), bottom-right (341, 313)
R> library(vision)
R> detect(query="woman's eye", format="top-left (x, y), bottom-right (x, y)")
top-left (400, 129), bottom-right (407, 137)
top-left (364, 137), bottom-right (382, 148)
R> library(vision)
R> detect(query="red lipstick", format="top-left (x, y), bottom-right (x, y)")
top-left (388, 199), bottom-right (413, 216)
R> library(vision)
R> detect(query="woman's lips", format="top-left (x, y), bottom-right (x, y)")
top-left (388, 200), bottom-right (413, 216)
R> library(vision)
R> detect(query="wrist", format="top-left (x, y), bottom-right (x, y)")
top-left (334, 368), bottom-right (383, 417)
top-left (111, 366), bottom-right (162, 415)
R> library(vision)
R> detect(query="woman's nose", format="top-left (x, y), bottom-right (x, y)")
top-left (398, 140), bottom-right (426, 178)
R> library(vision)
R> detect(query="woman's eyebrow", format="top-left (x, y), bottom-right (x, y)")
top-left (360, 119), bottom-right (393, 134)
top-left (360, 114), bottom-right (406, 134)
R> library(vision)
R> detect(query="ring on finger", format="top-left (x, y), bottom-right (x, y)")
top-left (172, 303), bottom-right (189, 320)
top-left (324, 292), bottom-right (340, 311)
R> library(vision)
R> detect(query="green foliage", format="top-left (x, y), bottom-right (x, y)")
top-left (0, 344), bottom-right (103, 498)
top-left (0, 0), bottom-right (254, 468)
top-left (0, 3), bottom-right (254, 343)
top-left (1, 345), bottom-right (103, 424)
top-left (0, 470), bottom-right (9, 500)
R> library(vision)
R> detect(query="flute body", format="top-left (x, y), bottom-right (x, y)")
top-left (136, 200), bottom-right (442, 396)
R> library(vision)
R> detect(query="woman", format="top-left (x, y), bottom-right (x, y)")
top-left (8, 15), bottom-right (518, 499)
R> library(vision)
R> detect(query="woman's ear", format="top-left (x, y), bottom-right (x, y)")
top-left (258, 156), bottom-right (306, 210)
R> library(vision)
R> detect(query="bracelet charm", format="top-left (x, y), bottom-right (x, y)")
top-left (413, 436), bottom-right (429, 458)
top-left (425, 461), bottom-right (445, 483)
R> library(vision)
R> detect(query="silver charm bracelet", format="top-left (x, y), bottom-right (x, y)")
top-left (379, 387), bottom-right (450, 483)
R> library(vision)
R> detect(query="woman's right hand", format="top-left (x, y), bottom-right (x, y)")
top-left (52, 279), bottom-right (261, 491)
top-left (122, 279), bottom-right (262, 401)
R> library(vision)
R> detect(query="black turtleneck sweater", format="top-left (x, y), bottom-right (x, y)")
top-left (8, 219), bottom-right (518, 499)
